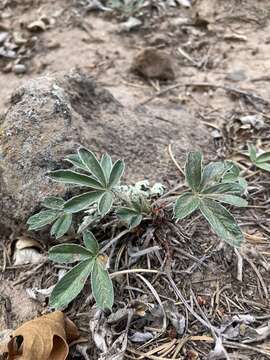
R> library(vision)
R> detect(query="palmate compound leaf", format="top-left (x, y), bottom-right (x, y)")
top-left (78, 148), bottom-right (107, 186)
top-left (50, 258), bottom-right (94, 309)
top-left (108, 160), bottom-right (125, 188)
top-left (199, 198), bottom-right (243, 247)
top-left (91, 258), bottom-right (114, 310)
top-left (48, 170), bottom-right (104, 189)
top-left (174, 192), bottom-right (200, 219)
top-left (101, 153), bottom-right (113, 182)
top-left (50, 213), bottom-right (73, 238)
top-left (27, 210), bottom-right (60, 230)
top-left (83, 231), bottom-right (99, 256)
top-left (49, 244), bottom-right (93, 263)
top-left (98, 191), bottom-right (114, 215)
top-left (64, 191), bottom-right (104, 213)
top-left (185, 151), bottom-right (202, 192)
top-left (42, 196), bottom-right (65, 210)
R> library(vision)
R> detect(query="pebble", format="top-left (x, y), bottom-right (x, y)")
top-left (13, 63), bottom-right (27, 75)
top-left (225, 69), bottom-right (247, 82)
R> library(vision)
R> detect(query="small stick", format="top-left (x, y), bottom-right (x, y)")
top-left (168, 144), bottom-right (185, 176)
top-left (138, 82), bottom-right (270, 107)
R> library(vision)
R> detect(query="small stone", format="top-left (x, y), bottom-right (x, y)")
top-left (131, 48), bottom-right (175, 81)
top-left (13, 63), bottom-right (27, 75)
top-left (225, 69), bottom-right (247, 82)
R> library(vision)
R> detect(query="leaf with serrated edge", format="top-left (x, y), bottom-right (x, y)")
top-left (199, 198), bottom-right (243, 247)
top-left (83, 231), bottom-right (99, 255)
top-left (101, 154), bottom-right (113, 182)
top-left (65, 154), bottom-right (88, 171)
top-left (64, 191), bottom-right (104, 213)
top-left (91, 259), bottom-right (114, 310)
top-left (109, 160), bottom-right (125, 188)
top-left (185, 151), bottom-right (202, 192)
top-left (78, 148), bottom-right (107, 186)
top-left (51, 213), bottom-right (72, 238)
top-left (204, 194), bottom-right (247, 207)
top-left (27, 210), bottom-right (60, 230)
top-left (48, 170), bottom-right (104, 189)
top-left (174, 192), bottom-right (199, 219)
top-left (98, 191), bottom-right (114, 215)
top-left (49, 244), bottom-right (92, 263)
top-left (50, 259), bottom-right (94, 309)
top-left (42, 196), bottom-right (65, 210)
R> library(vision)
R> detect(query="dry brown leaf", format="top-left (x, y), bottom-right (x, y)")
top-left (1, 311), bottom-right (79, 360)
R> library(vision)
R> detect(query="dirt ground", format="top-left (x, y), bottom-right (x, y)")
top-left (0, 0), bottom-right (270, 359)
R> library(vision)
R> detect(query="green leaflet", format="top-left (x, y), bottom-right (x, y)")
top-left (91, 259), bottom-right (114, 310)
top-left (78, 148), bottom-right (107, 186)
top-left (202, 182), bottom-right (244, 195)
top-left (83, 231), bottom-right (99, 256)
top-left (48, 170), bottom-right (104, 189)
top-left (117, 207), bottom-right (142, 228)
top-left (65, 153), bottom-right (88, 171)
top-left (256, 162), bottom-right (270, 172)
top-left (256, 151), bottom-right (270, 163)
top-left (174, 192), bottom-right (199, 219)
top-left (64, 191), bottom-right (104, 213)
top-left (50, 213), bottom-right (72, 238)
top-left (42, 196), bottom-right (64, 210)
top-left (200, 162), bottom-right (226, 189)
top-left (49, 244), bottom-right (93, 263)
top-left (199, 198), bottom-right (243, 247)
top-left (50, 258), bottom-right (94, 309)
top-left (98, 191), bottom-right (114, 215)
top-left (248, 144), bottom-right (257, 163)
top-left (185, 151), bottom-right (202, 192)
top-left (203, 194), bottom-right (248, 208)
top-left (109, 160), bottom-right (125, 188)
top-left (101, 153), bottom-right (113, 182)
top-left (129, 214), bottom-right (143, 228)
top-left (27, 210), bottom-right (60, 230)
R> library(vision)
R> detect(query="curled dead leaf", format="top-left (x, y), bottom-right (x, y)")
top-left (0, 311), bottom-right (79, 360)
top-left (12, 236), bottom-right (45, 266)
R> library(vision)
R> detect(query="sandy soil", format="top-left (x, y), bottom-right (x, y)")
top-left (0, 0), bottom-right (270, 358)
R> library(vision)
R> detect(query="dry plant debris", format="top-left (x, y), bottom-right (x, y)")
top-left (0, 311), bottom-right (80, 360)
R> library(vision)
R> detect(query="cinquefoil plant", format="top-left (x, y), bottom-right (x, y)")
top-left (173, 151), bottom-right (248, 247)
top-left (49, 231), bottom-right (113, 310)
top-left (27, 148), bottom-right (125, 237)
top-left (27, 148), bottom-right (248, 311)
top-left (248, 144), bottom-right (270, 172)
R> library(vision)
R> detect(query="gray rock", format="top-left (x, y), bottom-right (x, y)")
top-left (13, 63), bottom-right (27, 75)
top-left (225, 69), bottom-right (247, 82)
top-left (0, 69), bottom-right (211, 232)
